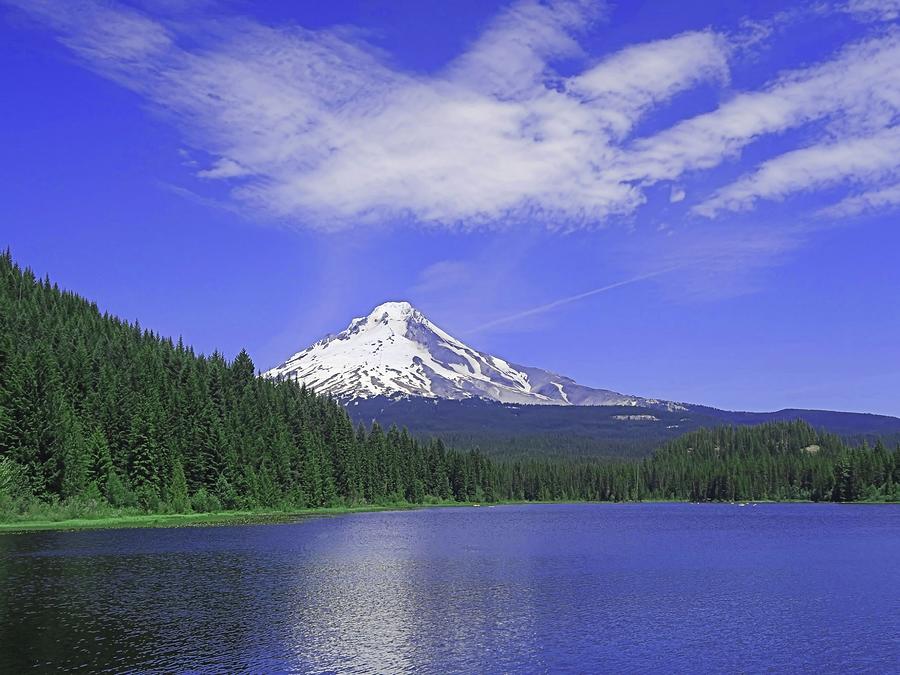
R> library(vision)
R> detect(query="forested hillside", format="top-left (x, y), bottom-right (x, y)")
top-left (643, 422), bottom-right (898, 502)
top-left (0, 250), bottom-right (897, 522)
top-left (348, 396), bottom-right (900, 459)
top-left (0, 250), bottom-right (498, 516)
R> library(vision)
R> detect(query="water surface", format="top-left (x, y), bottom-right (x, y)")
top-left (1, 503), bottom-right (898, 673)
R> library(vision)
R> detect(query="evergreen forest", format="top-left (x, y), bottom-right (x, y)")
top-left (1, 250), bottom-right (897, 522)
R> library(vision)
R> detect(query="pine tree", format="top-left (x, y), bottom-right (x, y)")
top-left (230, 349), bottom-right (256, 392)
top-left (168, 457), bottom-right (190, 513)
top-left (129, 401), bottom-right (160, 510)
top-left (60, 403), bottom-right (90, 499)
top-left (86, 427), bottom-right (113, 495)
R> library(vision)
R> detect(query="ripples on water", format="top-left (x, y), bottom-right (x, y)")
top-left (1, 504), bottom-right (898, 673)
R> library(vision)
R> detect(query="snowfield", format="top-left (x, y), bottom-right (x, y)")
top-left (264, 301), bottom-right (687, 411)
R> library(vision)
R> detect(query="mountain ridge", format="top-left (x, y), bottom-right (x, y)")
top-left (266, 301), bottom-right (900, 456)
top-left (264, 300), bottom-right (686, 411)
top-left (345, 396), bottom-right (900, 458)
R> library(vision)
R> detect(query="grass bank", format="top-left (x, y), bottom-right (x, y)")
top-left (0, 502), bottom-right (479, 534)
top-left (3, 499), bottom-right (894, 534)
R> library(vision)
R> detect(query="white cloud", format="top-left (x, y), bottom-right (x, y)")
top-left (5, 0), bottom-right (900, 229)
top-left (818, 181), bottom-right (900, 217)
top-left (5, 0), bottom-right (734, 228)
top-left (846, 0), bottom-right (900, 22)
top-left (569, 31), bottom-right (729, 137)
top-left (196, 157), bottom-right (251, 179)
top-left (694, 127), bottom-right (900, 216)
top-left (446, 0), bottom-right (601, 98)
top-left (15, 0), bottom-right (173, 65)
top-left (622, 31), bottom-right (900, 184)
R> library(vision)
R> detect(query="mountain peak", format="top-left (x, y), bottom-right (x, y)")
top-left (367, 300), bottom-right (419, 321)
top-left (369, 300), bottom-right (418, 316)
top-left (264, 302), bottom-right (686, 411)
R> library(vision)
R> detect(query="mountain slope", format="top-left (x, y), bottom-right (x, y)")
top-left (346, 396), bottom-right (900, 458)
top-left (266, 301), bottom-right (900, 458)
top-left (3, 250), bottom-right (896, 520)
top-left (0, 250), bottom-right (592, 513)
top-left (265, 301), bottom-right (684, 410)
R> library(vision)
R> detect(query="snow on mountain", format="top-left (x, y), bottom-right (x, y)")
top-left (264, 301), bottom-right (686, 410)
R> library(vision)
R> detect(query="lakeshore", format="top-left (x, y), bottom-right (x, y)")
top-left (2, 498), bottom-right (895, 534)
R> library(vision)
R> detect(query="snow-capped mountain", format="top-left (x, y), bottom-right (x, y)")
top-left (264, 301), bottom-right (685, 411)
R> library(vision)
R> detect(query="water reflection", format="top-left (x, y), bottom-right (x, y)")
top-left (1, 504), bottom-right (898, 673)
top-left (279, 511), bottom-right (549, 673)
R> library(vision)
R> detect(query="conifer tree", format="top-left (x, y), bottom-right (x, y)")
top-left (60, 403), bottom-right (90, 499)
top-left (86, 427), bottom-right (112, 494)
top-left (168, 458), bottom-right (190, 513)
top-left (129, 401), bottom-right (160, 508)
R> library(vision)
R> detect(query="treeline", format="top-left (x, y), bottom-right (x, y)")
top-left (470, 421), bottom-right (898, 503)
top-left (346, 396), bottom-right (900, 461)
top-left (0, 250), bottom-right (500, 516)
top-left (346, 396), bottom-right (689, 459)
top-left (0, 250), bottom-right (898, 521)
top-left (643, 421), bottom-right (898, 502)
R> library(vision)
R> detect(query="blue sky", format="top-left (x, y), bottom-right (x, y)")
top-left (2, 0), bottom-right (899, 415)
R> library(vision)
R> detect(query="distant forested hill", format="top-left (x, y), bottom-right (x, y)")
top-left (0, 250), bottom-right (897, 520)
top-left (644, 422), bottom-right (898, 502)
top-left (347, 397), bottom-right (900, 459)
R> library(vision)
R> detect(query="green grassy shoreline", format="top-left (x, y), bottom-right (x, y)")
top-left (1, 499), bottom-right (895, 534)
top-left (0, 503), bottom-right (476, 534)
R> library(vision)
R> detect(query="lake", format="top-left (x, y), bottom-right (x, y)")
top-left (1, 503), bottom-right (898, 673)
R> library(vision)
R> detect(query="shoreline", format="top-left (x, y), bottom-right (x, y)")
top-left (0, 503), bottom-right (470, 534)
top-left (1, 499), bottom-right (895, 534)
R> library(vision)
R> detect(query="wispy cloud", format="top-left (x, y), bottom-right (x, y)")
top-left (0, 0), bottom-right (719, 228)
top-left (817, 181), bottom-right (900, 217)
top-left (4, 0), bottom-right (900, 229)
top-left (694, 127), bottom-right (900, 216)
top-left (622, 31), bottom-right (900, 185)
top-left (845, 0), bottom-right (900, 22)
top-left (414, 217), bottom-right (805, 336)
top-left (616, 222), bottom-right (809, 302)
top-left (411, 232), bottom-right (548, 333)
top-left (568, 30), bottom-right (729, 138)
top-left (466, 265), bottom-right (681, 334)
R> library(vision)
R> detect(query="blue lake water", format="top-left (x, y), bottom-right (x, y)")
top-left (1, 503), bottom-right (898, 673)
